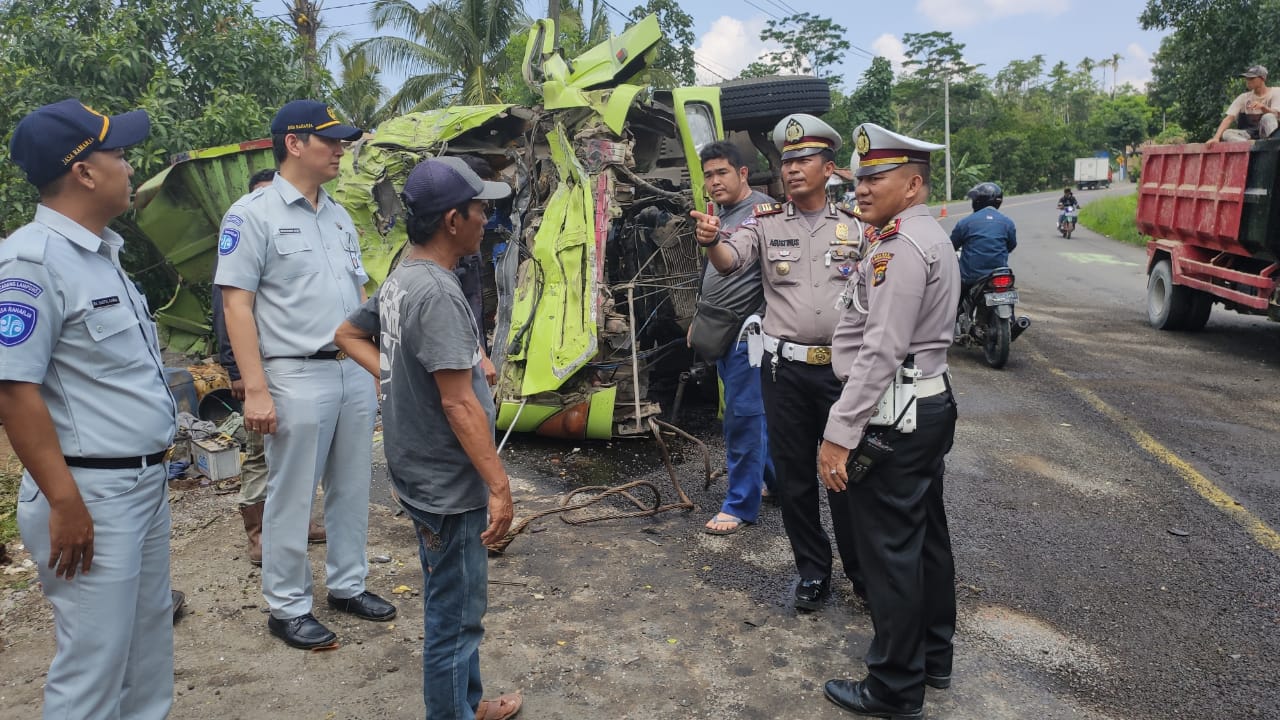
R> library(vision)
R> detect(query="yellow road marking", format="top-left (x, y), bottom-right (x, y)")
top-left (1036, 356), bottom-right (1280, 555)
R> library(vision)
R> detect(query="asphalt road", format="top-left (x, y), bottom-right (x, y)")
top-left (934, 184), bottom-right (1280, 719)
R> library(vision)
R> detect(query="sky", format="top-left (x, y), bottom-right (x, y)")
top-left (260, 0), bottom-right (1170, 93)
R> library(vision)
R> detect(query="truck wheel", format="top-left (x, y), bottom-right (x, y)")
top-left (1147, 258), bottom-right (1192, 330)
top-left (1183, 291), bottom-right (1213, 331)
top-left (718, 76), bottom-right (832, 132)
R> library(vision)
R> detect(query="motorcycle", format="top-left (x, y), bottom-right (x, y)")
top-left (954, 267), bottom-right (1032, 369)
top-left (1057, 204), bottom-right (1079, 238)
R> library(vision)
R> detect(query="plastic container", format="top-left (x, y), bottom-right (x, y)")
top-left (165, 368), bottom-right (198, 416)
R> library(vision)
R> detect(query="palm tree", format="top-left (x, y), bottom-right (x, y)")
top-left (1109, 52), bottom-right (1123, 98)
top-left (1077, 57), bottom-right (1096, 91)
top-left (330, 46), bottom-right (392, 130)
top-left (356, 0), bottom-right (528, 112)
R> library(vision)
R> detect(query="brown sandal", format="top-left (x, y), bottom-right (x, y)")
top-left (475, 692), bottom-right (522, 720)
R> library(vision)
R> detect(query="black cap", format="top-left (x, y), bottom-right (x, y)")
top-left (9, 99), bottom-right (151, 188)
top-left (401, 157), bottom-right (512, 217)
top-left (270, 100), bottom-right (363, 141)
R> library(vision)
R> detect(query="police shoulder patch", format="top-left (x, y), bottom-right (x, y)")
top-left (218, 227), bottom-right (240, 256)
top-left (225, 214), bottom-right (245, 227)
top-left (753, 202), bottom-right (784, 217)
top-left (0, 301), bottom-right (38, 346)
top-left (870, 251), bottom-right (894, 287)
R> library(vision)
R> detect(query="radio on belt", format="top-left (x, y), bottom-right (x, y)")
top-left (867, 354), bottom-right (921, 433)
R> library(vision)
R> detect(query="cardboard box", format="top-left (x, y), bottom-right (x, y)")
top-left (190, 436), bottom-right (241, 481)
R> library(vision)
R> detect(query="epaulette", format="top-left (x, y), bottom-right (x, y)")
top-left (753, 202), bottom-right (784, 217)
top-left (835, 201), bottom-right (861, 217)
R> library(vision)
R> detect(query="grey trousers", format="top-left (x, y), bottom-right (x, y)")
top-left (1224, 114), bottom-right (1279, 141)
top-left (261, 356), bottom-right (377, 619)
top-left (18, 464), bottom-right (174, 720)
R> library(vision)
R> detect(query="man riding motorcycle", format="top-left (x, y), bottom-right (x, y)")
top-left (951, 182), bottom-right (1017, 297)
top-left (1057, 188), bottom-right (1079, 231)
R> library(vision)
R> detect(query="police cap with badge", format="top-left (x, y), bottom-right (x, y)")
top-left (852, 122), bottom-right (944, 177)
top-left (773, 113), bottom-right (842, 160)
top-left (9, 99), bottom-right (151, 189)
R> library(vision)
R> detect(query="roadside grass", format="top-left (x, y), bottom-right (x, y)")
top-left (1, 463), bottom-right (18, 546)
top-left (1079, 193), bottom-right (1148, 247)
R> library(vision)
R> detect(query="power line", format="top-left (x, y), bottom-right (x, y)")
top-left (694, 58), bottom-right (727, 81)
top-left (265, 0), bottom-right (381, 20)
top-left (743, 0), bottom-right (782, 21)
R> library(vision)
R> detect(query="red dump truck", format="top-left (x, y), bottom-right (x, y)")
top-left (1137, 140), bottom-right (1280, 330)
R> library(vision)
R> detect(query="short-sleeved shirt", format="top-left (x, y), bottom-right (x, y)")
top-left (0, 206), bottom-right (176, 456)
top-left (1226, 88), bottom-right (1280, 129)
top-left (825, 204), bottom-right (960, 449)
top-left (348, 259), bottom-right (491, 515)
top-left (950, 207), bottom-right (1017, 284)
top-left (698, 190), bottom-right (775, 315)
top-left (720, 201), bottom-right (864, 345)
top-left (214, 174), bottom-right (369, 358)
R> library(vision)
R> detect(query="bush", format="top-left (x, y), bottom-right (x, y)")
top-left (1078, 192), bottom-right (1147, 247)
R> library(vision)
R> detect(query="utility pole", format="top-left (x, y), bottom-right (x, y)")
top-left (548, 0), bottom-right (559, 28)
top-left (942, 71), bottom-right (952, 218)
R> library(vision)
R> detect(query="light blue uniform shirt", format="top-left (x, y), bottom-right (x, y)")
top-left (213, 174), bottom-right (368, 358)
top-left (0, 205), bottom-right (176, 456)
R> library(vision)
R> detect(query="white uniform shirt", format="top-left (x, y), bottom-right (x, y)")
top-left (0, 206), bottom-right (176, 456)
top-left (214, 174), bottom-right (368, 358)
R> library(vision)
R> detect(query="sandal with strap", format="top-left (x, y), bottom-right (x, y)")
top-left (475, 692), bottom-right (522, 720)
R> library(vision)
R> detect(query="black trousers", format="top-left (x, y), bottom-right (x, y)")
top-left (759, 352), bottom-right (862, 591)
top-left (849, 392), bottom-right (958, 706)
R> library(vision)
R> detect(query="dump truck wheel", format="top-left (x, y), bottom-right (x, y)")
top-left (1147, 258), bottom-right (1192, 330)
top-left (1184, 291), bottom-right (1213, 331)
top-left (718, 76), bottom-right (832, 131)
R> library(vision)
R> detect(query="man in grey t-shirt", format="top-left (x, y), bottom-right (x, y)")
top-left (335, 156), bottom-right (521, 720)
top-left (692, 141), bottom-right (776, 536)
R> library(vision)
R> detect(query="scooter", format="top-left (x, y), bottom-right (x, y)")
top-left (954, 267), bottom-right (1032, 369)
top-left (1057, 204), bottom-right (1078, 238)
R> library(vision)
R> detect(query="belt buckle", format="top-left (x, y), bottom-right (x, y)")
top-left (335, 350), bottom-right (348, 361)
top-left (806, 346), bottom-right (832, 365)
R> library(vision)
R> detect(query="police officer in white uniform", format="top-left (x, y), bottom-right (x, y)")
top-left (216, 100), bottom-right (394, 649)
top-left (692, 114), bottom-right (866, 611)
top-left (818, 123), bottom-right (960, 720)
top-left (0, 99), bottom-right (177, 719)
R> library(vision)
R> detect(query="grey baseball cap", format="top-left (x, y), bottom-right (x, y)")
top-left (401, 156), bottom-right (511, 216)
top-left (1242, 65), bottom-right (1269, 79)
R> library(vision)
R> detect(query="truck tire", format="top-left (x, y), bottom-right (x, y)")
top-left (1184, 291), bottom-right (1213, 331)
top-left (718, 76), bottom-right (832, 132)
top-left (1147, 258), bottom-right (1193, 330)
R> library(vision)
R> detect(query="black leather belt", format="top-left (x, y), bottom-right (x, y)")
top-left (274, 350), bottom-right (348, 361)
top-left (65, 450), bottom-right (168, 470)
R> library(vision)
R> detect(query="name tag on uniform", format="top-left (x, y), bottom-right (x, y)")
top-left (277, 227), bottom-right (302, 234)
top-left (92, 296), bottom-right (120, 308)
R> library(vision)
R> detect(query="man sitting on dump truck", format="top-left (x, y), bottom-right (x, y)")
top-left (1208, 65), bottom-right (1280, 144)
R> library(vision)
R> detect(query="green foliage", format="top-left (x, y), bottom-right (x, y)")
top-left (627, 0), bottom-right (695, 87)
top-left (1143, 0), bottom-right (1280, 140)
top-left (1078, 192), bottom-right (1145, 246)
top-left (758, 13), bottom-right (850, 82)
top-left (0, 0), bottom-right (316, 234)
top-left (825, 57), bottom-right (894, 166)
top-left (1092, 93), bottom-right (1157, 152)
top-left (330, 47), bottom-right (392, 130)
top-left (0, 465), bottom-right (18, 546)
top-left (357, 0), bottom-right (528, 111)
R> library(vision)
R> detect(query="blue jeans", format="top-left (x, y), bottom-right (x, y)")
top-left (717, 340), bottom-right (776, 522)
top-left (403, 503), bottom-right (489, 720)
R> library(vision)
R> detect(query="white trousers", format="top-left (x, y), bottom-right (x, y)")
top-left (261, 356), bottom-right (377, 619)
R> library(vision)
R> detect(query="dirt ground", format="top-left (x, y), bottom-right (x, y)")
top-left (0, 419), bottom-right (1123, 720)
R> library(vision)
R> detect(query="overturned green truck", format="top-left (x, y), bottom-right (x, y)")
top-left (131, 15), bottom-right (831, 439)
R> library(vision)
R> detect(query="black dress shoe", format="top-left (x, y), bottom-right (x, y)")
top-left (925, 673), bottom-right (951, 690)
top-left (823, 679), bottom-right (923, 720)
top-left (268, 613), bottom-right (337, 649)
top-left (327, 591), bottom-right (397, 621)
top-left (794, 578), bottom-right (830, 611)
top-left (171, 590), bottom-right (186, 624)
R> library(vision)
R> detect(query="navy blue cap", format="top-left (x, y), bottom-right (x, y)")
top-left (9, 99), bottom-right (151, 188)
top-left (270, 100), bottom-right (362, 141)
top-left (401, 156), bottom-right (512, 217)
